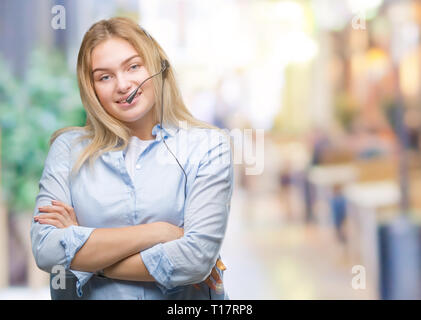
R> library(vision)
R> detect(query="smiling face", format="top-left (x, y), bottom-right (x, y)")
top-left (91, 37), bottom-right (156, 138)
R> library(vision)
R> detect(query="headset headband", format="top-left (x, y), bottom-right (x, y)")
top-left (139, 25), bottom-right (153, 41)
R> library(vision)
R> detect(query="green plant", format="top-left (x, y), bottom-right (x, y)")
top-left (0, 48), bottom-right (86, 213)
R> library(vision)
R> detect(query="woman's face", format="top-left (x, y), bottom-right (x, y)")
top-left (91, 37), bottom-right (155, 126)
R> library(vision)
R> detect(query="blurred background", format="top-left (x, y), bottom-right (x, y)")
top-left (1, 0), bottom-right (421, 299)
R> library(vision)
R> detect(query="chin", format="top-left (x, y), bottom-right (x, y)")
top-left (113, 105), bottom-right (153, 123)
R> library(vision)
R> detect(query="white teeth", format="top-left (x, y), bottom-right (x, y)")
top-left (117, 92), bottom-right (141, 104)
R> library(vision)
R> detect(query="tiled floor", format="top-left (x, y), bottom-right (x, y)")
top-left (221, 188), bottom-right (376, 299)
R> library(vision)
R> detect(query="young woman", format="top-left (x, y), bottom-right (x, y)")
top-left (30, 17), bottom-right (233, 300)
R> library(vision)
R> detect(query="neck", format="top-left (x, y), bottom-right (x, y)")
top-left (124, 110), bottom-right (157, 141)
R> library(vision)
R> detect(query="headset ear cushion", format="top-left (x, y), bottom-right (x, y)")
top-left (161, 60), bottom-right (169, 77)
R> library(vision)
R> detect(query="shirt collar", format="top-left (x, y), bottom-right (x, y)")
top-left (102, 123), bottom-right (179, 166)
top-left (152, 123), bottom-right (179, 141)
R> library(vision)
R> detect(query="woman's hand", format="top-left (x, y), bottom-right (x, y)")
top-left (194, 259), bottom-right (226, 291)
top-left (34, 200), bottom-right (79, 228)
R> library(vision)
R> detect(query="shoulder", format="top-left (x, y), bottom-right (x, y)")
top-left (179, 127), bottom-right (232, 164)
top-left (51, 128), bottom-right (89, 149)
top-left (45, 128), bottom-right (89, 170)
top-left (47, 128), bottom-right (89, 166)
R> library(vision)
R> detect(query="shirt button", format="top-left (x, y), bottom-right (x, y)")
top-left (136, 164), bottom-right (141, 170)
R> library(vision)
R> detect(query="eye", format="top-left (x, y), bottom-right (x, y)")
top-left (99, 75), bottom-right (111, 81)
top-left (129, 64), bottom-right (140, 71)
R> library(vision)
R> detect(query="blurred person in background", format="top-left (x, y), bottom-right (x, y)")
top-left (30, 17), bottom-right (233, 300)
top-left (330, 184), bottom-right (347, 244)
top-left (348, 118), bottom-right (395, 160)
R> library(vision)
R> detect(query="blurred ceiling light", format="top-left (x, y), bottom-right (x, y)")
top-left (366, 48), bottom-right (389, 81)
top-left (366, 48), bottom-right (388, 68)
top-left (255, 0), bottom-right (306, 31)
top-left (312, 0), bottom-right (349, 31)
top-left (274, 1), bottom-right (305, 23)
top-left (399, 49), bottom-right (421, 98)
top-left (347, 0), bottom-right (383, 14)
top-left (275, 31), bottom-right (319, 64)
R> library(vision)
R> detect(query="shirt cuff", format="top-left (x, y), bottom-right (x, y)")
top-left (140, 243), bottom-right (183, 295)
top-left (59, 225), bottom-right (95, 270)
top-left (69, 269), bottom-right (94, 298)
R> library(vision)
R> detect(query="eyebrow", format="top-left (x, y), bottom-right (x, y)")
top-left (92, 55), bottom-right (141, 74)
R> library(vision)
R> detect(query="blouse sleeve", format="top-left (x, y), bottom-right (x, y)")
top-left (140, 130), bottom-right (233, 294)
top-left (30, 132), bottom-right (96, 297)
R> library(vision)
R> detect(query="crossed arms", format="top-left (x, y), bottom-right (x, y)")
top-left (31, 131), bottom-right (232, 290)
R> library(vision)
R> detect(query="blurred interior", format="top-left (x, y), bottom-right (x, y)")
top-left (1, 0), bottom-right (421, 299)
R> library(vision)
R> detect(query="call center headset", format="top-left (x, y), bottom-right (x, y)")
top-left (130, 26), bottom-right (220, 299)
top-left (126, 26), bottom-right (187, 200)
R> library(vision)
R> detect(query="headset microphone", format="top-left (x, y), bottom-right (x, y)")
top-left (124, 55), bottom-right (187, 198)
top-left (125, 59), bottom-right (169, 104)
top-left (137, 25), bottom-right (210, 299)
top-left (135, 27), bottom-right (188, 199)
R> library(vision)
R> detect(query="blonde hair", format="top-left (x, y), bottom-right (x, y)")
top-left (51, 17), bottom-right (216, 175)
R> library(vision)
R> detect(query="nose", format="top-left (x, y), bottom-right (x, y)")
top-left (116, 74), bottom-right (133, 94)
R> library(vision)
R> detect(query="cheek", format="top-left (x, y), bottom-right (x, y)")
top-left (94, 84), bottom-right (113, 107)
top-left (143, 82), bottom-right (156, 102)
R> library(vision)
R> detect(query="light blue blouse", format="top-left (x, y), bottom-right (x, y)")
top-left (30, 123), bottom-right (233, 300)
